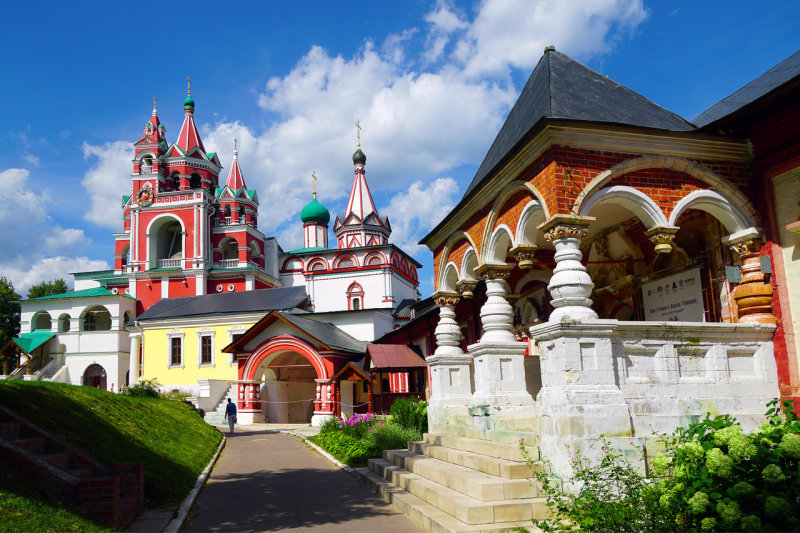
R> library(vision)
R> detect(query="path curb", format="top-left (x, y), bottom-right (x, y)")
top-left (284, 430), bottom-right (354, 473)
top-left (163, 432), bottom-right (226, 533)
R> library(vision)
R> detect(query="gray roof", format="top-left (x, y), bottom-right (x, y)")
top-left (462, 48), bottom-right (694, 198)
top-left (274, 312), bottom-right (367, 354)
top-left (694, 50), bottom-right (800, 127)
top-left (135, 286), bottom-right (308, 321)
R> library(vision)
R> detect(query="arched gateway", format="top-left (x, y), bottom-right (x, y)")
top-left (224, 312), bottom-right (367, 425)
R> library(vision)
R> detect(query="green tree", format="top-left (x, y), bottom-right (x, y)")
top-left (27, 279), bottom-right (69, 299)
top-left (0, 277), bottom-right (21, 350)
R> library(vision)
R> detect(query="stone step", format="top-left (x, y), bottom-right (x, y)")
top-left (354, 467), bottom-right (539, 533)
top-left (369, 459), bottom-right (548, 525)
top-left (68, 467), bottom-right (95, 480)
top-left (0, 422), bottom-right (20, 441)
top-left (41, 452), bottom-right (70, 469)
top-left (14, 437), bottom-right (46, 455)
top-left (383, 449), bottom-right (542, 501)
top-left (424, 434), bottom-right (536, 463)
top-left (408, 441), bottom-right (538, 479)
top-left (436, 425), bottom-right (540, 445)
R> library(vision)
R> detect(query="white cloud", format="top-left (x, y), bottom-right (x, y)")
top-left (81, 141), bottom-right (131, 229)
top-left (456, 0), bottom-right (648, 77)
top-left (21, 154), bottom-right (40, 166)
top-left (381, 177), bottom-right (460, 257)
top-left (0, 168), bottom-right (100, 294)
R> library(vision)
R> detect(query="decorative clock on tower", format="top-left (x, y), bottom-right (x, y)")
top-left (137, 186), bottom-right (154, 207)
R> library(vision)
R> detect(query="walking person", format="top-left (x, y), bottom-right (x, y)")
top-left (224, 398), bottom-right (237, 435)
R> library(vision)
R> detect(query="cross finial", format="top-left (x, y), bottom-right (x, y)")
top-left (234, 137), bottom-right (238, 152)
top-left (187, 77), bottom-right (191, 96)
top-left (312, 171), bottom-right (318, 199)
top-left (355, 119), bottom-right (362, 147)
top-left (153, 96), bottom-right (157, 114)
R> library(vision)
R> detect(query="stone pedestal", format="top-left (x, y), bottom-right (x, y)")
top-left (530, 319), bottom-right (637, 477)
top-left (469, 265), bottom-right (534, 413)
top-left (427, 292), bottom-right (474, 432)
top-left (311, 379), bottom-right (336, 426)
top-left (539, 215), bottom-right (598, 321)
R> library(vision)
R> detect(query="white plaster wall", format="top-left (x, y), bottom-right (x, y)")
top-left (312, 310), bottom-right (395, 341)
top-left (74, 278), bottom-right (103, 291)
top-left (773, 169), bottom-right (800, 361)
top-left (279, 272), bottom-right (305, 288)
top-left (391, 274), bottom-right (419, 304)
top-left (65, 353), bottom-right (129, 392)
top-left (308, 271), bottom-right (393, 312)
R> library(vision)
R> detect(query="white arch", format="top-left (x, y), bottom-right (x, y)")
top-left (669, 189), bottom-right (754, 234)
top-left (579, 185), bottom-right (668, 229)
top-left (515, 200), bottom-right (547, 244)
top-left (513, 268), bottom-right (553, 294)
top-left (440, 262), bottom-right (460, 292)
top-left (481, 181), bottom-right (549, 259)
top-left (484, 225), bottom-right (514, 264)
top-left (460, 248), bottom-right (479, 281)
top-left (145, 214), bottom-right (186, 266)
top-left (573, 155), bottom-right (758, 226)
top-left (436, 231), bottom-right (479, 293)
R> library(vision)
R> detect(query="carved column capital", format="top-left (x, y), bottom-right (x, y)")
top-left (456, 279), bottom-right (478, 299)
top-left (728, 238), bottom-right (762, 258)
top-left (474, 263), bottom-right (514, 281)
top-left (644, 226), bottom-right (679, 254)
top-left (433, 290), bottom-right (461, 308)
top-left (509, 244), bottom-right (538, 270)
top-left (538, 214), bottom-right (595, 243)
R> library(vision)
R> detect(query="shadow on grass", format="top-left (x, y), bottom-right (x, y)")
top-left (0, 382), bottom-right (221, 508)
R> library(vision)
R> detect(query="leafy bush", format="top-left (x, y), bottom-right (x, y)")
top-left (524, 397), bottom-right (800, 532)
top-left (366, 421), bottom-right (422, 451)
top-left (310, 431), bottom-right (380, 467)
top-left (122, 377), bottom-right (161, 398)
top-left (318, 416), bottom-right (342, 435)
top-left (652, 397), bottom-right (800, 531)
top-left (522, 440), bottom-right (671, 533)
top-left (389, 398), bottom-right (428, 434)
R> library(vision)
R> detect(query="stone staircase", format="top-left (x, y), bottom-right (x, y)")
top-left (38, 359), bottom-right (64, 381)
top-left (203, 383), bottom-right (238, 426)
top-left (0, 405), bottom-right (144, 528)
top-left (355, 423), bottom-right (551, 532)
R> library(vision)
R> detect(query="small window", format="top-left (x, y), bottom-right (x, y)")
top-left (171, 337), bottom-right (182, 366)
top-left (200, 336), bottom-right (212, 365)
top-left (352, 298), bottom-right (361, 311)
top-left (232, 333), bottom-right (243, 343)
top-left (190, 173), bottom-right (202, 189)
top-left (336, 256), bottom-right (355, 269)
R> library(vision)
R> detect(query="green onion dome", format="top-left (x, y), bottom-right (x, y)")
top-left (300, 197), bottom-right (330, 225)
top-left (353, 147), bottom-right (366, 165)
top-left (184, 95), bottom-right (195, 109)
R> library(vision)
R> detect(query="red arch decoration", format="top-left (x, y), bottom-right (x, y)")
top-left (240, 335), bottom-right (329, 381)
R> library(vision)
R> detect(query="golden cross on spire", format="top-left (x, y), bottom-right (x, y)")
top-left (234, 137), bottom-right (238, 152)
top-left (312, 171), bottom-right (318, 198)
top-left (153, 96), bottom-right (157, 109)
top-left (355, 118), bottom-right (362, 147)
top-left (187, 76), bottom-right (191, 96)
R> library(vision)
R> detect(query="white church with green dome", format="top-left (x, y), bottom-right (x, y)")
top-left (277, 144), bottom-right (421, 328)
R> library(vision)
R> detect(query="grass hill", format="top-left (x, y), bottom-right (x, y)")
top-left (0, 381), bottom-right (223, 529)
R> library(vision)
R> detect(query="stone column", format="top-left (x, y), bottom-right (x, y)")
top-left (539, 215), bottom-right (597, 321)
top-left (427, 291), bottom-right (473, 432)
top-left (723, 229), bottom-right (777, 325)
top-left (456, 279), bottom-right (478, 299)
top-left (645, 226), bottom-right (679, 254)
top-left (311, 379), bottom-right (336, 426)
top-left (129, 334), bottom-right (141, 384)
top-left (468, 264), bottom-right (534, 411)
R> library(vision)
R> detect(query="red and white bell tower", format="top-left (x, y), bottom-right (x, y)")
top-left (111, 83), bottom-right (277, 311)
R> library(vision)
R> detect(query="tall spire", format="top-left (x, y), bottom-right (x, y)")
top-left (225, 138), bottom-right (247, 190)
top-left (344, 121), bottom-right (376, 220)
top-left (176, 78), bottom-right (205, 153)
top-left (152, 96), bottom-right (158, 117)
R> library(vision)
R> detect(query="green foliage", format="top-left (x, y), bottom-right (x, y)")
top-left (525, 397), bottom-right (800, 532)
top-left (389, 397), bottom-right (428, 434)
top-left (0, 474), bottom-right (115, 532)
top-left (522, 440), bottom-right (672, 533)
top-left (652, 396), bottom-right (800, 531)
top-left (27, 279), bottom-right (69, 299)
top-left (318, 416), bottom-right (342, 435)
top-left (365, 420), bottom-right (422, 451)
top-left (0, 380), bottom-right (222, 508)
top-left (122, 377), bottom-right (161, 398)
top-left (0, 276), bottom-right (21, 355)
top-left (309, 431), bottom-right (381, 467)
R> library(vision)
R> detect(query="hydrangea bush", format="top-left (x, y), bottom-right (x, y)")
top-left (653, 397), bottom-right (800, 531)
top-left (524, 397), bottom-right (799, 532)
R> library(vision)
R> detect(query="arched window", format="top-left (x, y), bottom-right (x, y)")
top-left (189, 172), bottom-right (202, 189)
top-left (32, 312), bottom-right (52, 331)
top-left (151, 218), bottom-right (183, 266)
top-left (239, 206), bottom-right (246, 224)
top-left (336, 255), bottom-right (355, 269)
top-left (83, 306), bottom-right (111, 332)
top-left (309, 261), bottom-right (326, 271)
top-left (220, 238), bottom-right (238, 260)
top-left (366, 254), bottom-right (383, 266)
top-left (57, 314), bottom-right (71, 333)
top-left (140, 155), bottom-right (153, 174)
top-left (82, 364), bottom-right (107, 389)
top-left (346, 282), bottom-right (364, 311)
top-left (123, 311), bottom-right (133, 327)
top-left (170, 171), bottom-right (181, 191)
top-left (223, 205), bottom-right (231, 225)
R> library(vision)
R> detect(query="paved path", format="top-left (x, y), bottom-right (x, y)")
top-left (182, 426), bottom-right (423, 532)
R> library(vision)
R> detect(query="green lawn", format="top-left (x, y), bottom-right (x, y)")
top-left (0, 381), bottom-right (223, 509)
